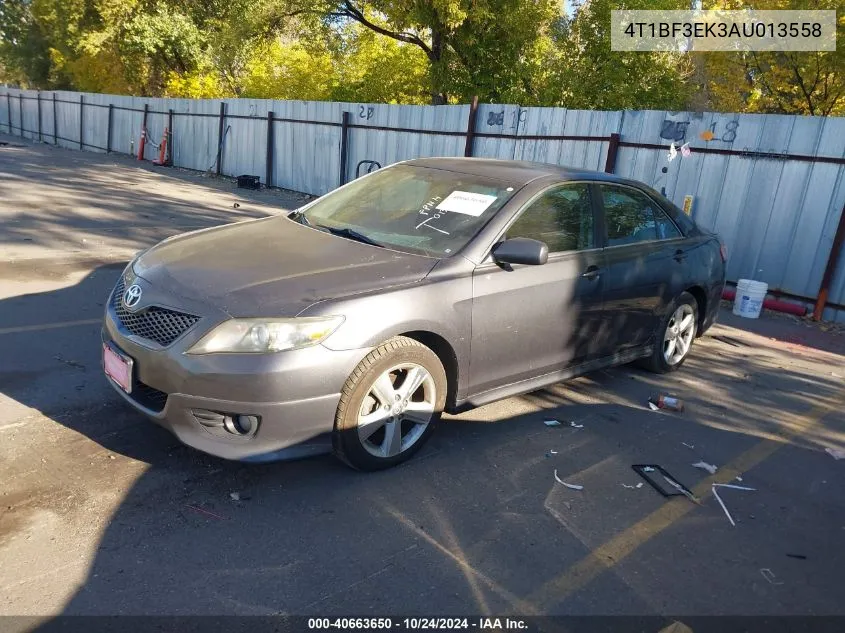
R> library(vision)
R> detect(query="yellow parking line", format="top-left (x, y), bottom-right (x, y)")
top-left (525, 395), bottom-right (843, 612)
top-left (0, 318), bottom-right (101, 335)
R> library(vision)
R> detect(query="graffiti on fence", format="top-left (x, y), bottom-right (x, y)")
top-left (660, 119), bottom-right (690, 143)
top-left (358, 106), bottom-right (375, 120)
top-left (487, 111), bottom-right (505, 126)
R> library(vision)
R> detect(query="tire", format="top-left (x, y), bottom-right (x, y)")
top-left (332, 336), bottom-right (447, 471)
top-left (639, 291), bottom-right (699, 374)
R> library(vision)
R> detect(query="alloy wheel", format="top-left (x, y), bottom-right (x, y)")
top-left (357, 363), bottom-right (436, 458)
top-left (663, 304), bottom-right (696, 365)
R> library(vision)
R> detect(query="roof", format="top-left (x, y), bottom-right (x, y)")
top-left (403, 157), bottom-right (626, 186)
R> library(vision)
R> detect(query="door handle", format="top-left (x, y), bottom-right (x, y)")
top-left (581, 266), bottom-right (601, 280)
top-left (673, 249), bottom-right (687, 262)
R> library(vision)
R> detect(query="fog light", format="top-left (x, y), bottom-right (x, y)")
top-left (223, 414), bottom-right (259, 436)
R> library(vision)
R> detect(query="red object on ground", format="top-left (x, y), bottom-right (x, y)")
top-left (722, 287), bottom-right (807, 316)
top-left (152, 128), bottom-right (168, 166)
top-left (137, 128), bottom-right (146, 160)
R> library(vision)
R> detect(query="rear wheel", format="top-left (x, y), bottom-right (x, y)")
top-left (332, 336), bottom-right (447, 471)
top-left (640, 292), bottom-right (698, 373)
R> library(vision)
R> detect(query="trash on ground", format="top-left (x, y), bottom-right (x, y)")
top-left (760, 568), bottom-right (784, 585)
top-left (825, 447), bottom-right (845, 460)
top-left (736, 476), bottom-right (744, 482)
top-left (570, 421), bottom-right (584, 429)
top-left (230, 492), bottom-right (240, 501)
top-left (621, 483), bottom-right (644, 489)
top-left (649, 393), bottom-right (684, 411)
top-left (658, 621), bottom-right (694, 633)
top-left (663, 475), bottom-right (701, 504)
top-left (632, 464), bottom-right (696, 502)
top-left (544, 419), bottom-right (562, 427)
top-left (786, 553), bottom-right (807, 560)
top-left (648, 401), bottom-right (660, 411)
top-left (682, 442), bottom-right (695, 449)
top-left (692, 461), bottom-right (718, 474)
top-left (545, 450), bottom-right (558, 458)
top-left (554, 470), bottom-right (583, 490)
top-left (711, 483), bottom-right (756, 527)
top-left (185, 504), bottom-right (226, 520)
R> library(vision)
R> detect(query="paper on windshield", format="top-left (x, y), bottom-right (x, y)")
top-left (436, 191), bottom-right (497, 217)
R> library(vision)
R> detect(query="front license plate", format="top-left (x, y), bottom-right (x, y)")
top-left (103, 344), bottom-right (133, 394)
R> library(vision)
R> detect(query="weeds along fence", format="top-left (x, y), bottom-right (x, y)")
top-left (1, 88), bottom-right (844, 322)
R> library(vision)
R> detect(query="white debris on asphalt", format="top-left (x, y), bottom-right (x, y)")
top-left (648, 402), bottom-right (659, 411)
top-left (711, 483), bottom-right (757, 526)
top-left (570, 421), bottom-right (584, 429)
top-left (554, 470), bottom-right (583, 490)
top-left (544, 419), bottom-right (562, 427)
top-left (229, 492), bottom-right (241, 501)
top-left (692, 461), bottom-right (718, 474)
top-left (825, 447), bottom-right (845, 460)
top-left (682, 442), bottom-right (695, 449)
top-left (760, 568), bottom-right (784, 585)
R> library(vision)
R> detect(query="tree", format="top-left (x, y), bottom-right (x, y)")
top-left (265, 0), bottom-right (561, 104)
top-left (698, 0), bottom-right (844, 115)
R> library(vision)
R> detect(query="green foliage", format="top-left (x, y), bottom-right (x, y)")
top-left (0, 0), bottom-right (840, 116)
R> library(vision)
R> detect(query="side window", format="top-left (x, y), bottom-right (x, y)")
top-left (507, 184), bottom-right (594, 253)
top-left (654, 206), bottom-right (682, 240)
top-left (600, 185), bottom-right (658, 246)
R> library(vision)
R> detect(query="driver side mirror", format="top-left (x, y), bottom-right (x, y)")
top-left (492, 238), bottom-right (549, 266)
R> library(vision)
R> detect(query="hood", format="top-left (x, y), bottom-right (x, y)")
top-left (134, 216), bottom-right (438, 317)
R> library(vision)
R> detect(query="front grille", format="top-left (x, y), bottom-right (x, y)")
top-left (131, 381), bottom-right (169, 413)
top-left (112, 277), bottom-right (200, 347)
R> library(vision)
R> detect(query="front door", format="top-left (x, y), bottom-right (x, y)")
top-left (469, 182), bottom-right (605, 395)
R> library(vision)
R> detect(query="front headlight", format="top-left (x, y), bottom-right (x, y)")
top-left (186, 316), bottom-right (344, 354)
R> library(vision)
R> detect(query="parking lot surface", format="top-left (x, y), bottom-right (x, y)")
top-left (1, 135), bottom-right (844, 621)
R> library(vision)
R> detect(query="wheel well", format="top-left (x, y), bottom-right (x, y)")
top-left (685, 285), bottom-right (707, 333)
top-left (400, 331), bottom-right (459, 409)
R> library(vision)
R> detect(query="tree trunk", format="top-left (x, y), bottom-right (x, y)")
top-left (429, 28), bottom-right (447, 104)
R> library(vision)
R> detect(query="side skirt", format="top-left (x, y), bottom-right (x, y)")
top-left (450, 345), bottom-right (652, 413)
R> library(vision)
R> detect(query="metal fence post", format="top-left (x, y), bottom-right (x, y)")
top-left (6, 92), bottom-right (11, 133)
top-left (266, 110), bottom-right (274, 187)
top-left (604, 133), bottom-right (621, 173)
top-left (52, 93), bottom-right (58, 145)
top-left (37, 91), bottom-right (42, 141)
top-left (18, 93), bottom-right (23, 137)
top-left (215, 101), bottom-right (226, 176)
top-left (106, 104), bottom-right (113, 153)
top-left (139, 103), bottom-right (149, 159)
top-left (167, 108), bottom-right (174, 165)
top-left (339, 111), bottom-right (350, 186)
top-left (464, 96), bottom-right (479, 157)
top-left (813, 203), bottom-right (845, 321)
top-left (79, 94), bottom-right (84, 149)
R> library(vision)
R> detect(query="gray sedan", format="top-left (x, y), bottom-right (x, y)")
top-left (102, 158), bottom-right (726, 470)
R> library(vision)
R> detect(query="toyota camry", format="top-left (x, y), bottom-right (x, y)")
top-left (102, 158), bottom-right (726, 470)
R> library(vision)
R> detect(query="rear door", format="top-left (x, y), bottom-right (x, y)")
top-left (596, 183), bottom-right (687, 351)
top-left (469, 182), bottom-right (605, 395)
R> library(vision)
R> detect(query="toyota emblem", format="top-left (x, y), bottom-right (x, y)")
top-left (123, 284), bottom-right (143, 309)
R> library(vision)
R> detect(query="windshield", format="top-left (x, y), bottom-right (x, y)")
top-left (296, 165), bottom-right (518, 257)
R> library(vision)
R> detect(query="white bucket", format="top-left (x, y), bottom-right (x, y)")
top-left (733, 279), bottom-right (768, 319)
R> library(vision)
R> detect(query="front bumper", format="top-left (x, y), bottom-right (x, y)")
top-left (102, 296), bottom-right (370, 462)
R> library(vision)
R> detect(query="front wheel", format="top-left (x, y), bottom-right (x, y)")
top-left (332, 336), bottom-right (447, 471)
top-left (640, 292), bottom-right (698, 373)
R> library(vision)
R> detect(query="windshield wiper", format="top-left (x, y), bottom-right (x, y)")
top-left (319, 225), bottom-right (384, 248)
